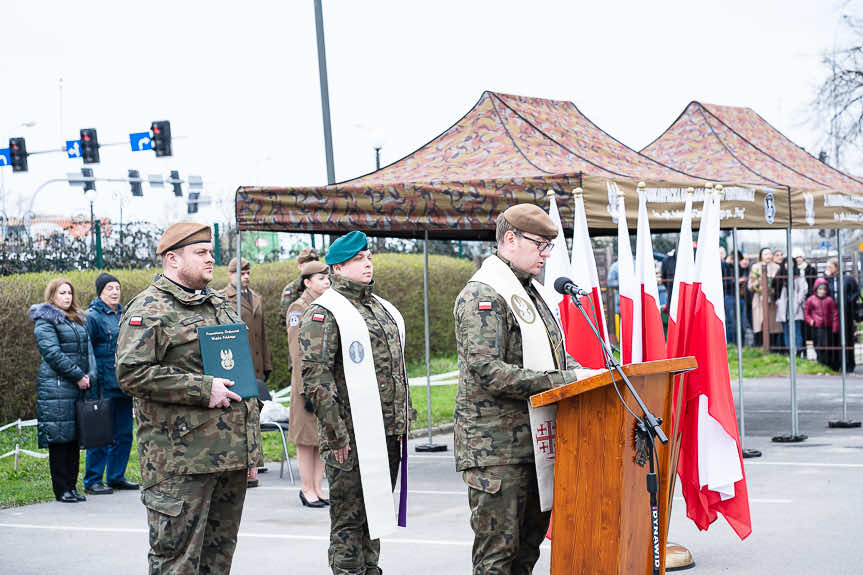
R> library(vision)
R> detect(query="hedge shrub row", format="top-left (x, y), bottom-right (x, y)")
top-left (0, 253), bottom-right (476, 422)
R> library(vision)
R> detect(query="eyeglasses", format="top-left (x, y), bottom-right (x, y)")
top-left (514, 231), bottom-right (554, 253)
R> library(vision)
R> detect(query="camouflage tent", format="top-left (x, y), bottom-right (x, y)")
top-left (642, 102), bottom-right (863, 229)
top-left (236, 92), bottom-right (810, 237)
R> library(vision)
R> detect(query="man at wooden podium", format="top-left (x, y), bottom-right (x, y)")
top-left (454, 204), bottom-right (602, 574)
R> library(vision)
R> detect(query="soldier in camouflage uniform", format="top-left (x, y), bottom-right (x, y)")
top-left (454, 205), bottom-right (602, 574)
top-left (279, 247), bottom-right (320, 326)
top-left (116, 222), bottom-right (263, 575)
top-left (299, 231), bottom-right (414, 575)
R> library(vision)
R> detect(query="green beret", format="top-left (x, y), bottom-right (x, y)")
top-left (325, 230), bottom-right (368, 265)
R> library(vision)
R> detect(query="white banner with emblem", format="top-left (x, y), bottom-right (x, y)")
top-left (470, 255), bottom-right (558, 511)
top-left (313, 288), bottom-right (405, 539)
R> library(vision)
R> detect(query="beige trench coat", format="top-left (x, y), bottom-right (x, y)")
top-left (220, 282), bottom-right (273, 381)
top-left (749, 261), bottom-right (782, 334)
top-left (286, 289), bottom-right (320, 446)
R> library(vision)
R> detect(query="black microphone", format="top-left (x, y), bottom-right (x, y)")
top-left (553, 277), bottom-right (590, 297)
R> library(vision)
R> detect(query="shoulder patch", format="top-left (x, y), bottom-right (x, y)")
top-left (128, 316), bottom-right (143, 326)
top-left (283, 288), bottom-right (292, 296)
top-left (478, 301), bottom-right (493, 311)
top-left (311, 313), bottom-right (325, 322)
top-left (289, 311), bottom-right (301, 326)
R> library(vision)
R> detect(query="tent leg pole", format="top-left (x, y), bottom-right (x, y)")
top-left (734, 229), bottom-right (761, 457)
top-left (773, 227), bottom-right (807, 443)
top-left (416, 231), bottom-right (447, 452)
top-left (829, 228), bottom-right (861, 428)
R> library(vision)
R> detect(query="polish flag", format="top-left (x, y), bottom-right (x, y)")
top-left (613, 182), bottom-right (637, 365)
top-left (541, 191), bottom-right (572, 333)
top-left (558, 189), bottom-right (609, 368)
top-left (631, 185), bottom-right (666, 362)
top-left (677, 190), bottom-right (752, 539)
top-left (666, 188), bottom-right (696, 360)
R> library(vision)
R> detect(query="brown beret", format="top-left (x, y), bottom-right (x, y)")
top-left (157, 222), bottom-right (211, 255)
top-left (297, 248), bottom-right (319, 265)
top-left (227, 257), bottom-right (250, 272)
top-left (300, 261), bottom-right (328, 276)
top-left (503, 204), bottom-right (558, 239)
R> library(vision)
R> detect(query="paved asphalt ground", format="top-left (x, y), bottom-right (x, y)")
top-left (1, 375), bottom-right (862, 574)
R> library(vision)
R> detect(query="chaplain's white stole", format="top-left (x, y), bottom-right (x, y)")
top-left (470, 255), bottom-right (558, 511)
top-left (313, 288), bottom-right (406, 540)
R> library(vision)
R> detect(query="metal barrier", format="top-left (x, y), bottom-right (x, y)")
top-left (0, 418), bottom-right (48, 470)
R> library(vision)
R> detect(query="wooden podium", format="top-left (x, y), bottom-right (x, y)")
top-left (530, 357), bottom-right (697, 575)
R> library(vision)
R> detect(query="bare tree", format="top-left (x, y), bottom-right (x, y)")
top-left (814, 8), bottom-right (863, 172)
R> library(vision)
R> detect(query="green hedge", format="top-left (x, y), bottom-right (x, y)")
top-left (0, 253), bottom-right (475, 422)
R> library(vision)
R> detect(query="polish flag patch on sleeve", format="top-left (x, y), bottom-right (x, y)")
top-left (478, 301), bottom-right (493, 311)
top-left (311, 313), bottom-right (325, 322)
top-left (283, 289), bottom-right (292, 296)
top-left (128, 316), bottom-right (144, 326)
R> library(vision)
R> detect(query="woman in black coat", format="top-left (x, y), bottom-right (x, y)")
top-left (30, 278), bottom-right (97, 503)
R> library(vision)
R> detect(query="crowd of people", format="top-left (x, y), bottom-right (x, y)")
top-left (720, 247), bottom-right (860, 371)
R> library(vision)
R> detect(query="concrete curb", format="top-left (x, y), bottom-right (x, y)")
top-left (408, 421), bottom-right (453, 439)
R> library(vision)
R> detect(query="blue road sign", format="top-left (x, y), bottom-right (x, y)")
top-left (66, 140), bottom-right (81, 159)
top-left (0, 148), bottom-right (10, 166)
top-left (130, 132), bottom-right (152, 151)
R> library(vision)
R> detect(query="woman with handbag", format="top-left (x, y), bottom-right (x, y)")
top-left (286, 261), bottom-right (331, 508)
top-left (30, 278), bottom-right (97, 503)
top-left (83, 273), bottom-right (139, 495)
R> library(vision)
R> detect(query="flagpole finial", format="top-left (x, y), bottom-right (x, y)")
top-left (637, 181), bottom-right (646, 189)
top-left (686, 187), bottom-right (695, 195)
top-left (546, 189), bottom-right (555, 197)
top-left (705, 182), bottom-right (714, 190)
top-left (573, 187), bottom-right (583, 197)
top-left (715, 184), bottom-right (724, 192)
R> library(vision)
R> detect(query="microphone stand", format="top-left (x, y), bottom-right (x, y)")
top-left (569, 293), bottom-right (667, 575)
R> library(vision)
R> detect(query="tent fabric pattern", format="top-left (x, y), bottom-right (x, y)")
top-left (235, 92), bottom-right (803, 236)
top-left (641, 101), bottom-right (863, 227)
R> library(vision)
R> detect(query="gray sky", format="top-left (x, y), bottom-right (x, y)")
top-left (0, 0), bottom-right (858, 227)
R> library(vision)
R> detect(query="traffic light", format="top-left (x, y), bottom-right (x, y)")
top-left (169, 170), bottom-right (182, 197)
top-left (128, 170), bottom-right (143, 197)
top-left (187, 191), bottom-right (200, 214)
top-left (80, 128), bottom-right (100, 164)
top-left (150, 121), bottom-right (172, 157)
top-left (9, 137), bottom-right (27, 172)
top-left (81, 167), bottom-right (95, 192)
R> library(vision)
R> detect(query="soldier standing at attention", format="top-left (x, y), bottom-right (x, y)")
top-left (116, 222), bottom-right (263, 574)
top-left (280, 247), bottom-right (320, 325)
top-left (299, 230), bottom-right (413, 575)
top-left (454, 205), bottom-right (601, 574)
top-left (220, 257), bottom-right (272, 488)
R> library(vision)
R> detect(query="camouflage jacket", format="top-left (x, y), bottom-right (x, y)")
top-left (116, 274), bottom-right (263, 489)
top-left (453, 255), bottom-right (585, 472)
top-left (299, 275), bottom-right (414, 467)
top-left (279, 277), bottom-right (302, 326)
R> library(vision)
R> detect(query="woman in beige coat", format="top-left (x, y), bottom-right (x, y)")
top-left (287, 261), bottom-right (330, 507)
top-left (749, 247), bottom-right (781, 346)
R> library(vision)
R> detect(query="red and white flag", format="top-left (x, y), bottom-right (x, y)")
top-left (613, 182), bottom-right (637, 365)
top-left (666, 189), bottom-right (696, 359)
top-left (677, 190), bottom-right (752, 540)
top-left (559, 190), bottom-right (609, 368)
top-left (631, 186), bottom-right (666, 362)
top-left (541, 191), bottom-right (572, 333)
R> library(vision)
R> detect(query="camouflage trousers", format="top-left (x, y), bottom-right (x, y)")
top-left (141, 469), bottom-right (248, 575)
top-left (464, 463), bottom-right (550, 575)
top-left (325, 435), bottom-right (402, 575)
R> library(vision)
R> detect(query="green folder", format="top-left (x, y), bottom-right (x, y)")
top-left (198, 323), bottom-right (258, 399)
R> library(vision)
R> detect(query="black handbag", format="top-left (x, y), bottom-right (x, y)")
top-left (76, 381), bottom-right (113, 450)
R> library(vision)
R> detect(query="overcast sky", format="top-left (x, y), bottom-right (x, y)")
top-left (0, 0), bottom-right (858, 227)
